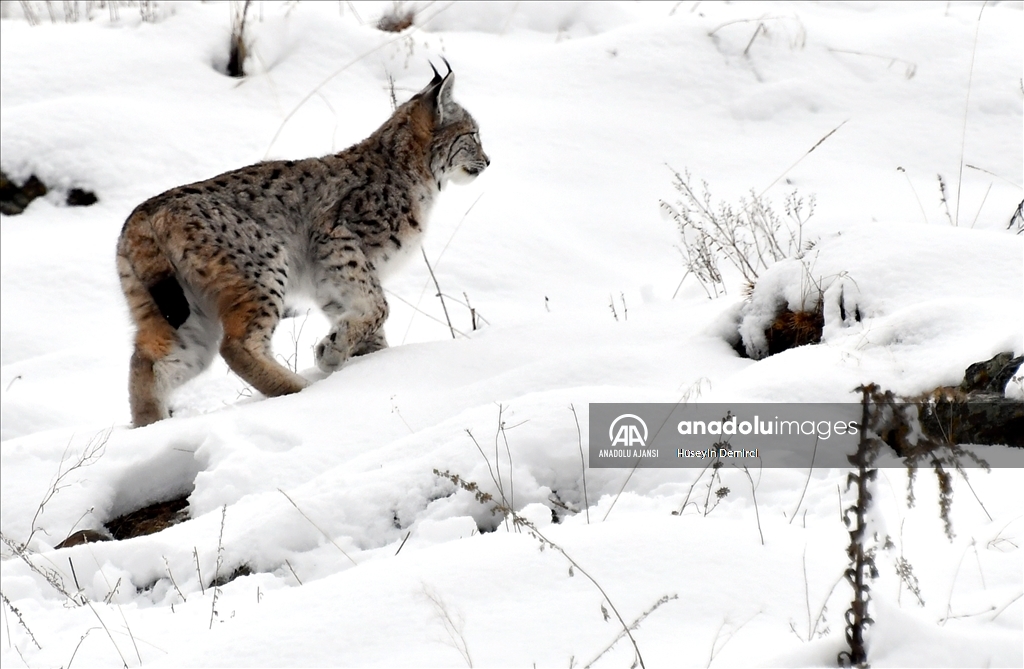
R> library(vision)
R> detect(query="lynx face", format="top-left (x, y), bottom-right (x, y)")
top-left (428, 74), bottom-right (489, 187)
top-left (437, 125), bottom-right (489, 185)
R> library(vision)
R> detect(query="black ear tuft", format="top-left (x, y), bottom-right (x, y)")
top-left (428, 60), bottom-right (442, 85)
top-left (421, 59), bottom-right (453, 123)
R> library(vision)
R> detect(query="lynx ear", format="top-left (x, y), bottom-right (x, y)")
top-left (438, 67), bottom-right (454, 109)
top-left (421, 60), bottom-right (454, 124)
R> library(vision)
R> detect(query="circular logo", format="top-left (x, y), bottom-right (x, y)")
top-left (609, 414), bottom-right (648, 447)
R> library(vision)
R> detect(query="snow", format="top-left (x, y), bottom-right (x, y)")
top-left (2, 1), bottom-right (1022, 667)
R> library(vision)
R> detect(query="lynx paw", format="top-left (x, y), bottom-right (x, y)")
top-left (351, 331), bottom-right (388, 357)
top-left (315, 332), bottom-right (349, 372)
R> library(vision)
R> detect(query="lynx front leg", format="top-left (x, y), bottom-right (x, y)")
top-left (312, 243), bottom-right (389, 372)
top-left (350, 328), bottom-right (389, 357)
top-left (217, 284), bottom-right (308, 397)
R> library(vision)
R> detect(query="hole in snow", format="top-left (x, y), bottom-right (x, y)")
top-left (101, 445), bottom-right (204, 540)
top-left (105, 495), bottom-right (190, 540)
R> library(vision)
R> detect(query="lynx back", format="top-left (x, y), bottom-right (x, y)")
top-left (116, 65), bottom-right (488, 426)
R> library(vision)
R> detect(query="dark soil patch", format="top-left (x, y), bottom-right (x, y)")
top-left (960, 352), bottom-right (1022, 394)
top-left (1, 170), bottom-right (98, 215)
top-left (54, 529), bottom-right (112, 549)
top-left (104, 495), bottom-right (190, 540)
top-left (764, 306), bottom-right (824, 356)
top-left (1, 172), bottom-right (47, 215)
top-left (67, 187), bottom-right (98, 207)
top-left (210, 563), bottom-right (253, 588)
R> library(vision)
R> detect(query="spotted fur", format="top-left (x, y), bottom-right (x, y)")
top-left (116, 67), bottom-right (488, 427)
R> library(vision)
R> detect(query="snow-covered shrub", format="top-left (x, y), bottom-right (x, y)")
top-left (660, 168), bottom-right (814, 299)
top-left (735, 256), bottom-right (847, 359)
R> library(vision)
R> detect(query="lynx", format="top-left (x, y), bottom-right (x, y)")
top-left (116, 64), bottom-right (488, 427)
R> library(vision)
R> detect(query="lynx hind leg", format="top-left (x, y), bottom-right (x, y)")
top-left (217, 281), bottom-right (308, 398)
top-left (118, 255), bottom-right (218, 426)
top-left (312, 244), bottom-right (389, 372)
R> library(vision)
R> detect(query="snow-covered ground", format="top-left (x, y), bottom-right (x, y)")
top-left (1, 1), bottom-right (1022, 667)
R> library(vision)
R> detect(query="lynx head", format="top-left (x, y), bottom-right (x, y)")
top-left (415, 61), bottom-right (490, 189)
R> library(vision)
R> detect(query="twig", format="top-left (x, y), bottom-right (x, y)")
top-left (423, 585), bottom-right (473, 667)
top-left (800, 548), bottom-right (812, 640)
top-left (956, 469), bottom-right (992, 521)
top-left (92, 560), bottom-right (141, 666)
top-left (794, 552), bottom-right (842, 642)
top-left (570, 404), bottom-right (590, 523)
top-left (1, 590), bottom-right (41, 650)
top-left (284, 559), bottom-right (302, 586)
top-left (495, 405), bottom-right (516, 520)
top-left (278, 489), bottom-right (358, 566)
top-left (27, 430), bottom-right (109, 546)
top-left (939, 543), bottom-right (971, 626)
top-left (385, 288), bottom-right (468, 337)
top-left (422, 248), bottom-right (456, 339)
top-left (462, 292), bottom-right (479, 330)
top-left (395, 531), bottom-right (411, 556)
top-left (601, 460), bottom-right (639, 522)
top-left (516, 517), bottom-right (647, 669)
top-left (391, 395), bottom-right (416, 433)
top-left (265, 24), bottom-right (427, 158)
top-left (400, 193), bottom-right (485, 345)
top-left (965, 164), bottom-right (1022, 189)
top-left (969, 182), bottom-right (992, 228)
top-left (896, 167), bottom-right (929, 225)
top-left (605, 399), bottom-right (692, 521)
top-left (743, 22), bottom-right (766, 57)
top-left (706, 612), bottom-right (759, 667)
top-left (760, 120), bottom-right (847, 197)
top-left (66, 628), bottom-right (96, 669)
top-left (677, 459), bottom-right (718, 516)
top-left (209, 505), bottom-right (227, 629)
top-left (465, 429), bottom-right (511, 531)
top-left (69, 556), bottom-right (129, 669)
top-left (827, 47), bottom-right (916, 78)
top-left (789, 435), bottom-right (818, 524)
top-left (1, 532), bottom-right (79, 604)
top-left (707, 15), bottom-right (788, 37)
top-left (739, 465), bottom-right (764, 545)
top-left (584, 594), bottom-right (678, 669)
top-left (164, 557), bottom-right (187, 603)
top-left (937, 175), bottom-right (954, 225)
top-left (193, 547), bottom-right (205, 595)
top-left (990, 591), bottom-right (1022, 621)
top-left (385, 70), bottom-right (398, 110)
top-left (955, 2), bottom-right (986, 227)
